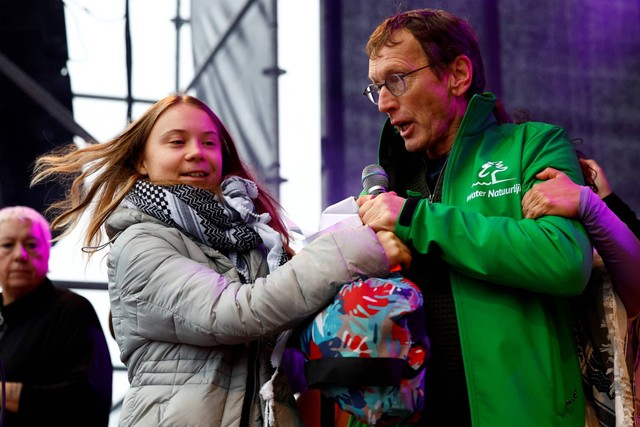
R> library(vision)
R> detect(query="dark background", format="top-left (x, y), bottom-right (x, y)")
top-left (320, 0), bottom-right (640, 214)
top-left (1, 0), bottom-right (638, 217)
top-left (0, 0), bottom-right (72, 218)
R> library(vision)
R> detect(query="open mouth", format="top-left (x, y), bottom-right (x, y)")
top-left (396, 121), bottom-right (412, 136)
top-left (182, 172), bottom-right (208, 177)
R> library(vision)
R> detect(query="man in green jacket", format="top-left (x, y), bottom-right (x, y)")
top-left (356, 8), bottom-right (592, 427)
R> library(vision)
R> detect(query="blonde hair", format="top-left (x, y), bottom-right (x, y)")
top-left (31, 94), bottom-right (291, 254)
top-left (0, 206), bottom-right (52, 246)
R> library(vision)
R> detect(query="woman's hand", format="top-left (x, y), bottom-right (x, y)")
top-left (376, 230), bottom-right (411, 271)
top-left (522, 168), bottom-right (582, 219)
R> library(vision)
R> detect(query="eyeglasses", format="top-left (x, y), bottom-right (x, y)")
top-left (363, 64), bottom-right (434, 105)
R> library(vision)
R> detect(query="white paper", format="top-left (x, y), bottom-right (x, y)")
top-left (301, 197), bottom-right (362, 246)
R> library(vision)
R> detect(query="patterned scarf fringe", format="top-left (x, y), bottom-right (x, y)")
top-left (582, 267), bottom-right (635, 427)
top-left (600, 272), bottom-right (635, 426)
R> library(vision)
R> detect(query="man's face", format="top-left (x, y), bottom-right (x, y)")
top-left (367, 29), bottom-right (462, 159)
top-left (0, 218), bottom-right (50, 305)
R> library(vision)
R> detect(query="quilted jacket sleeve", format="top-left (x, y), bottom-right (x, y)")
top-left (108, 223), bottom-right (389, 350)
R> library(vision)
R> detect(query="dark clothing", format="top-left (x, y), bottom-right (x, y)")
top-left (400, 155), bottom-right (472, 427)
top-left (603, 192), bottom-right (640, 239)
top-left (0, 279), bottom-right (112, 427)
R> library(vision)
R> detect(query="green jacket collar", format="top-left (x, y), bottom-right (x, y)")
top-left (377, 92), bottom-right (498, 196)
top-left (378, 92), bottom-right (498, 162)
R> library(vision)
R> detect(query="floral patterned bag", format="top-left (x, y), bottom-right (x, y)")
top-left (299, 273), bottom-right (429, 426)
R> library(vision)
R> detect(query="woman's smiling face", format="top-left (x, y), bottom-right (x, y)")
top-left (138, 103), bottom-right (224, 191)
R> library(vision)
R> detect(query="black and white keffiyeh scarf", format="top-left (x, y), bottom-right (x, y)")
top-left (123, 176), bottom-right (287, 282)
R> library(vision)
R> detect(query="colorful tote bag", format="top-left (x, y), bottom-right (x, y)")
top-left (300, 273), bottom-right (429, 426)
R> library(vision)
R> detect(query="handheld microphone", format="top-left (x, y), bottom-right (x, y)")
top-left (361, 164), bottom-right (389, 196)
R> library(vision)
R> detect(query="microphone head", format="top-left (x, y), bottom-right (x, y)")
top-left (361, 164), bottom-right (389, 196)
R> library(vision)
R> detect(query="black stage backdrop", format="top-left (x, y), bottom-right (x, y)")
top-left (321, 0), bottom-right (640, 214)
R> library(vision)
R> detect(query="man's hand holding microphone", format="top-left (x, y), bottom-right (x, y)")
top-left (359, 164), bottom-right (411, 271)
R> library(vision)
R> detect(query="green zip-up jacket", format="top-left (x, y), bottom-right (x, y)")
top-left (363, 93), bottom-right (592, 426)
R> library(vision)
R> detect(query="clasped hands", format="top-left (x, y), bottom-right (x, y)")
top-left (356, 167), bottom-right (585, 273)
top-left (356, 192), bottom-right (412, 272)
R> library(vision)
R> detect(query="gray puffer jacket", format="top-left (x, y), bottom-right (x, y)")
top-left (106, 207), bottom-right (389, 427)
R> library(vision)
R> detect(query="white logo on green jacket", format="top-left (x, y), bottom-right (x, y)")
top-left (466, 161), bottom-right (521, 202)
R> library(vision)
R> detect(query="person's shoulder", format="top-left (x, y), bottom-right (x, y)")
top-left (506, 120), bottom-right (565, 133)
top-left (109, 211), bottom-right (185, 255)
top-left (115, 220), bottom-right (193, 251)
top-left (110, 215), bottom-right (208, 273)
top-left (107, 207), bottom-right (168, 237)
top-left (33, 288), bottom-right (102, 337)
top-left (52, 287), bottom-right (99, 316)
top-left (496, 120), bottom-right (568, 146)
